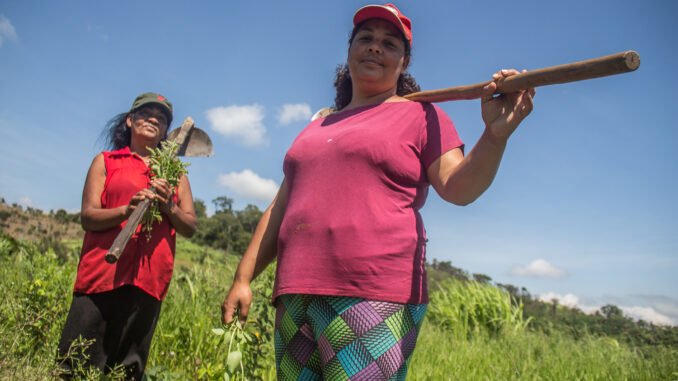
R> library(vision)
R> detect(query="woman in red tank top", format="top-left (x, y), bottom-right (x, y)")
top-left (57, 92), bottom-right (197, 380)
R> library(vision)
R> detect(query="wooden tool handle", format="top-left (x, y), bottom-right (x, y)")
top-left (405, 51), bottom-right (640, 103)
top-left (105, 199), bottom-right (151, 263)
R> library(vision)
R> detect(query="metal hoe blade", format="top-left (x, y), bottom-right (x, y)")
top-left (105, 116), bottom-right (213, 264)
top-left (167, 116), bottom-right (213, 157)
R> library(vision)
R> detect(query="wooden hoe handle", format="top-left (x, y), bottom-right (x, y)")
top-left (105, 199), bottom-right (151, 263)
top-left (405, 51), bottom-right (640, 103)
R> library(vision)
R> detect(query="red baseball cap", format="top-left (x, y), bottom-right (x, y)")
top-left (353, 3), bottom-right (412, 47)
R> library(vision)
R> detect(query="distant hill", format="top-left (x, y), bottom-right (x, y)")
top-left (0, 199), bottom-right (83, 242)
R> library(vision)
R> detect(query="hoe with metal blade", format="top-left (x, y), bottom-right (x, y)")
top-left (105, 117), bottom-right (213, 263)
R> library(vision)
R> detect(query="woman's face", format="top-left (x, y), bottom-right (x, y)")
top-left (347, 19), bottom-right (409, 93)
top-left (126, 105), bottom-right (169, 145)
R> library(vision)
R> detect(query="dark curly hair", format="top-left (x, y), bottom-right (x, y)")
top-left (333, 22), bottom-right (421, 111)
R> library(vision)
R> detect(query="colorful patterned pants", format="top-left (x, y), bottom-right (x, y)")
top-left (274, 294), bottom-right (427, 381)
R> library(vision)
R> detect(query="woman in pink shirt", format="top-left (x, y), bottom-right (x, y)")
top-left (222, 4), bottom-right (535, 380)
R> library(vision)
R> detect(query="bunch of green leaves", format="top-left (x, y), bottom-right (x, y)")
top-left (212, 320), bottom-right (253, 381)
top-left (141, 140), bottom-right (190, 238)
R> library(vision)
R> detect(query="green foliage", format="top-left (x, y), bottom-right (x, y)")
top-left (191, 198), bottom-right (263, 255)
top-left (0, 234), bottom-right (76, 379)
top-left (56, 337), bottom-right (128, 381)
top-left (409, 323), bottom-right (678, 380)
top-left (54, 208), bottom-right (80, 224)
top-left (1, 229), bottom-right (677, 380)
top-left (213, 196), bottom-right (234, 213)
top-left (142, 140), bottom-right (190, 238)
top-left (194, 199), bottom-right (207, 219)
top-left (472, 272), bottom-right (492, 284)
top-left (524, 297), bottom-right (678, 348)
top-left (0, 209), bottom-right (11, 223)
top-left (144, 246), bottom-right (276, 381)
top-left (428, 258), bottom-right (469, 285)
top-left (428, 279), bottom-right (530, 339)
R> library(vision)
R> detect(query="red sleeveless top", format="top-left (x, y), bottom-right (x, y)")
top-left (73, 147), bottom-right (176, 300)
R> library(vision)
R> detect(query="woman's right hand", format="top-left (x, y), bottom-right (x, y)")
top-left (123, 188), bottom-right (157, 217)
top-left (221, 280), bottom-right (253, 324)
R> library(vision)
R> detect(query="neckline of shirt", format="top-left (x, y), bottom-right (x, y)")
top-left (329, 100), bottom-right (414, 119)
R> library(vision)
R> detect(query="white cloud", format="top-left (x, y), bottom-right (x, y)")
top-left (539, 292), bottom-right (676, 326)
top-left (0, 15), bottom-right (18, 47)
top-left (278, 103), bottom-right (312, 125)
top-left (18, 196), bottom-right (32, 207)
top-left (510, 259), bottom-right (567, 278)
top-left (538, 292), bottom-right (581, 309)
top-left (622, 306), bottom-right (674, 326)
top-left (655, 300), bottom-right (678, 319)
top-left (206, 104), bottom-right (268, 147)
top-left (217, 170), bottom-right (278, 202)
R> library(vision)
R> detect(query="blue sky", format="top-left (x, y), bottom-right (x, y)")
top-left (1, 1), bottom-right (676, 325)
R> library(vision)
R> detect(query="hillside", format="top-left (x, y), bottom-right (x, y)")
top-left (2, 196), bottom-right (677, 349)
top-left (0, 198), bottom-right (677, 379)
top-left (2, 229), bottom-right (677, 380)
top-left (0, 200), bottom-right (83, 242)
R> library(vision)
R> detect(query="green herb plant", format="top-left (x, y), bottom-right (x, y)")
top-left (212, 319), bottom-right (253, 381)
top-left (141, 140), bottom-right (190, 239)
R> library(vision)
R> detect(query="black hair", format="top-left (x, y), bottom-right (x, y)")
top-left (333, 21), bottom-right (420, 111)
top-left (102, 107), bottom-right (169, 151)
top-left (103, 112), bottom-right (131, 151)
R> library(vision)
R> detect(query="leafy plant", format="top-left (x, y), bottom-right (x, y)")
top-left (212, 320), bottom-right (251, 380)
top-left (142, 140), bottom-right (190, 238)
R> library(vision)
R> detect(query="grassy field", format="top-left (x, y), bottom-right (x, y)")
top-left (1, 235), bottom-right (676, 380)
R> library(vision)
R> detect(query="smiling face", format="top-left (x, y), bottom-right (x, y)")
top-left (347, 19), bottom-right (409, 96)
top-left (126, 105), bottom-right (169, 147)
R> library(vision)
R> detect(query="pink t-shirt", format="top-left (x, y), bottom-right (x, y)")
top-left (274, 101), bottom-right (463, 305)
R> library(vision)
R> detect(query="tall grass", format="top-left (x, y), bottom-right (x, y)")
top-left (145, 240), bottom-right (277, 380)
top-left (1, 234), bottom-right (677, 380)
top-left (410, 323), bottom-right (678, 380)
top-left (0, 236), bottom-right (74, 378)
top-left (428, 279), bottom-right (530, 339)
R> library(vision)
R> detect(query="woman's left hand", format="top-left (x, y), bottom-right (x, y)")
top-left (151, 178), bottom-right (175, 214)
top-left (481, 69), bottom-right (536, 142)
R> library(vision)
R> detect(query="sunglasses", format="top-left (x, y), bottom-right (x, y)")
top-left (134, 108), bottom-right (168, 126)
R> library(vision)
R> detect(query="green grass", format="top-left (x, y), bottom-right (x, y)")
top-left (410, 323), bottom-right (678, 380)
top-left (428, 279), bottom-right (530, 339)
top-left (1, 235), bottom-right (677, 380)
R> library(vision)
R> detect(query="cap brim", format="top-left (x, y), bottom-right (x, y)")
top-left (133, 101), bottom-right (173, 123)
top-left (353, 5), bottom-right (410, 44)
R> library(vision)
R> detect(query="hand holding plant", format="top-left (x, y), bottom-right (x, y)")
top-left (141, 140), bottom-right (190, 239)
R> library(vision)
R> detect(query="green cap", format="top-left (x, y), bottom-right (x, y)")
top-left (129, 92), bottom-right (173, 125)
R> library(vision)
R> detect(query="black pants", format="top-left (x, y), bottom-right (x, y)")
top-left (57, 285), bottom-right (161, 380)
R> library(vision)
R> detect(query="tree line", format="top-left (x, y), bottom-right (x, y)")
top-left (190, 196), bottom-right (263, 255)
top-left (428, 258), bottom-right (678, 349)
